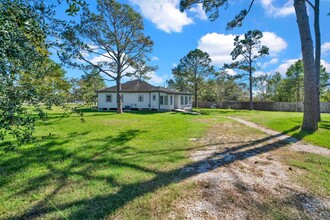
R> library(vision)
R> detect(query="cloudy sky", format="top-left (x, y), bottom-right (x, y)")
top-left (59, 0), bottom-right (330, 86)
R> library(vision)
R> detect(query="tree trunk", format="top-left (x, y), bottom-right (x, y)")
top-left (116, 78), bottom-right (123, 113)
top-left (314, 0), bottom-right (321, 121)
top-left (249, 63), bottom-right (253, 110)
top-left (297, 79), bottom-right (300, 102)
top-left (294, 0), bottom-right (318, 131)
top-left (194, 84), bottom-right (198, 108)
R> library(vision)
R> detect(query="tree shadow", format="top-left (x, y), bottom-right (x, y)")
top-left (319, 120), bottom-right (330, 130)
top-left (3, 127), bottom-right (301, 219)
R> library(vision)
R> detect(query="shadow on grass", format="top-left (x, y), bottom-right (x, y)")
top-left (194, 108), bottom-right (251, 115)
top-left (319, 120), bottom-right (330, 130)
top-left (279, 125), bottom-right (316, 141)
top-left (76, 108), bottom-right (167, 115)
top-left (2, 124), bottom-right (305, 220)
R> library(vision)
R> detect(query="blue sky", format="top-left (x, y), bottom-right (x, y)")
top-left (52, 0), bottom-right (330, 86)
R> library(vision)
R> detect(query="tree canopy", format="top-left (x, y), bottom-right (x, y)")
top-left (0, 0), bottom-right (50, 148)
top-left (60, 0), bottom-right (155, 113)
top-left (180, 0), bottom-right (322, 131)
top-left (172, 49), bottom-right (215, 107)
top-left (225, 30), bottom-right (269, 110)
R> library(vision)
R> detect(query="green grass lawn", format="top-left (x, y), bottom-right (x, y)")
top-left (0, 108), bottom-right (210, 219)
top-left (1, 107), bottom-right (329, 219)
top-left (288, 153), bottom-right (330, 197)
top-left (196, 109), bottom-right (330, 149)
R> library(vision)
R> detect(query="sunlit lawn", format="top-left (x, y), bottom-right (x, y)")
top-left (1, 107), bottom-right (329, 219)
top-left (0, 108), bottom-right (209, 219)
top-left (197, 109), bottom-right (330, 149)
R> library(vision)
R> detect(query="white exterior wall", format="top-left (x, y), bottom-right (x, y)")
top-left (98, 92), bottom-right (192, 111)
top-left (98, 92), bottom-right (152, 110)
top-left (122, 92), bottom-right (151, 109)
top-left (98, 92), bottom-right (117, 110)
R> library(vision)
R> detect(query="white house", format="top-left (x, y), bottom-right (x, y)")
top-left (96, 79), bottom-right (193, 111)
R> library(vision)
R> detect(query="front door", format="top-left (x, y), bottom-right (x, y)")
top-left (174, 95), bottom-right (179, 109)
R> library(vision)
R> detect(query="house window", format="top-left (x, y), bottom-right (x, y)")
top-left (160, 96), bottom-right (164, 105)
top-left (164, 96), bottom-right (168, 105)
top-left (152, 94), bottom-right (156, 101)
top-left (180, 96), bottom-right (184, 105)
top-left (170, 96), bottom-right (173, 105)
top-left (185, 96), bottom-right (188, 105)
top-left (160, 95), bottom-right (168, 105)
top-left (106, 94), bottom-right (112, 102)
top-left (138, 94), bottom-right (144, 102)
top-left (188, 96), bottom-right (192, 104)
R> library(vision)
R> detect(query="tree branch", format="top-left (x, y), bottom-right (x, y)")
top-left (305, 0), bottom-right (315, 9)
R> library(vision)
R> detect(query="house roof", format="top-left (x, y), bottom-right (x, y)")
top-left (96, 79), bottom-right (192, 95)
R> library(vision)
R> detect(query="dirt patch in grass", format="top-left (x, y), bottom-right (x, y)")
top-left (173, 121), bottom-right (330, 219)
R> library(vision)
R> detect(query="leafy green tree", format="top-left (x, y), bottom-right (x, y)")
top-left (60, 0), bottom-right (155, 113)
top-left (172, 49), bottom-right (215, 107)
top-left (79, 70), bottom-right (106, 105)
top-left (0, 0), bottom-right (94, 147)
top-left (202, 72), bottom-right (246, 102)
top-left (19, 59), bottom-right (70, 108)
top-left (321, 89), bottom-right (330, 102)
top-left (167, 77), bottom-right (191, 93)
top-left (253, 74), bottom-right (272, 101)
top-left (285, 60), bottom-right (304, 102)
top-left (271, 61), bottom-right (328, 102)
top-left (319, 65), bottom-right (330, 97)
top-left (225, 30), bottom-right (269, 110)
top-left (267, 72), bottom-right (283, 102)
top-left (180, 0), bottom-right (320, 131)
top-left (68, 78), bottom-right (83, 102)
top-left (0, 0), bottom-right (50, 147)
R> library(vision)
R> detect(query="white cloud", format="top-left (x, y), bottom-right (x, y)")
top-left (261, 32), bottom-right (288, 56)
top-left (130, 0), bottom-right (193, 33)
top-left (321, 42), bottom-right (330, 56)
top-left (254, 71), bottom-right (267, 77)
top-left (151, 56), bottom-right (159, 61)
top-left (275, 58), bottom-right (298, 74)
top-left (321, 60), bottom-right (330, 71)
top-left (197, 32), bottom-right (287, 68)
top-left (260, 0), bottom-right (295, 17)
top-left (198, 33), bottom-right (236, 67)
top-left (147, 72), bottom-right (167, 84)
top-left (189, 4), bottom-right (207, 20)
top-left (273, 59), bottom-right (330, 76)
top-left (262, 58), bottom-right (279, 68)
top-left (224, 69), bottom-right (236, 76)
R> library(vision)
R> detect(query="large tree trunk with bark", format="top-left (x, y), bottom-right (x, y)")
top-left (194, 84), bottom-right (198, 108)
top-left (294, 0), bottom-right (318, 131)
top-left (314, 0), bottom-right (321, 121)
top-left (249, 63), bottom-right (253, 110)
top-left (116, 78), bottom-right (123, 113)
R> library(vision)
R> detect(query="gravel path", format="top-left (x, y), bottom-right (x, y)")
top-left (227, 116), bottom-right (330, 157)
top-left (174, 119), bottom-right (330, 219)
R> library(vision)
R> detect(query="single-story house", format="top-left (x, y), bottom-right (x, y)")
top-left (96, 79), bottom-right (192, 111)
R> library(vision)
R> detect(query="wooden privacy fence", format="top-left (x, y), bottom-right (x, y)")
top-left (197, 101), bottom-right (330, 113)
